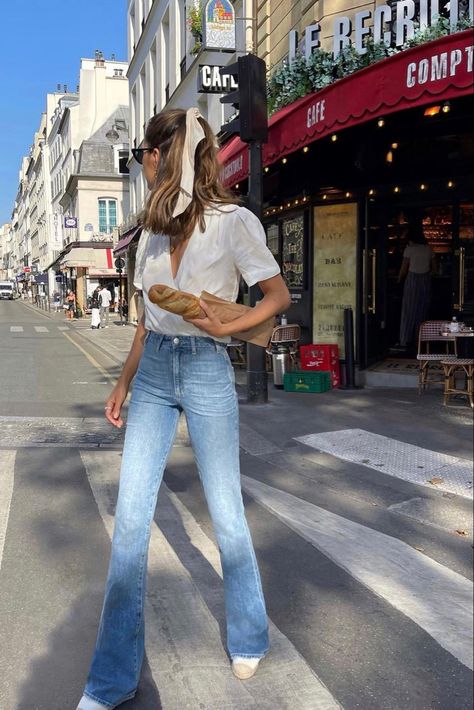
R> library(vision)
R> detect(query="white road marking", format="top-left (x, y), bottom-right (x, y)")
top-left (81, 450), bottom-right (342, 710)
top-left (0, 451), bottom-right (16, 572)
top-left (296, 429), bottom-right (473, 499)
top-left (241, 475), bottom-right (474, 671)
top-left (57, 326), bottom-right (69, 331)
top-left (34, 326), bottom-right (49, 333)
top-left (10, 326), bottom-right (23, 333)
top-left (72, 381), bottom-right (89, 385)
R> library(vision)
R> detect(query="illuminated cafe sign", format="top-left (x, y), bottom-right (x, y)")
top-left (198, 64), bottom-right (238, 93)
top-left (290, 0), bottom-right (473, 61)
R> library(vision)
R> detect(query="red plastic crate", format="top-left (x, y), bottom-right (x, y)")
top-left (300, 344), bottom-right (341, 388)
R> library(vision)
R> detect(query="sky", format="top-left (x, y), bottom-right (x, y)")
top-left (0, 0), bottom-right (128, 225)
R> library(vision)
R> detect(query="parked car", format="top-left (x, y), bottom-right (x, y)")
top-left (0, 281), bottom-right (15, 300)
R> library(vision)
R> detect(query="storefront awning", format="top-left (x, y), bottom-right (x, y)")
top-left (114, 226), bottom-right (142, 255)
top-left (60, 246), bottom-right (116, 276)
top-left (60, 248), bottom-right (96, 269)
top-left (219, 29), bottom-right (474, 187)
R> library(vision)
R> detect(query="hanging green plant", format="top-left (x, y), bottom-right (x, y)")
top-left (266, 19), bottom-right (473, 116)
top-left (187, 3), bottom-right (203, 42)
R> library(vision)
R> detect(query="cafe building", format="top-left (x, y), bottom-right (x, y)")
top-left (219, 25), bottom-right (474, 371)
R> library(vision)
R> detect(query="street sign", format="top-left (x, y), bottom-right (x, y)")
top-left (64, 217), bottom-right (78, 228)
top-left (23, 267), bottom-right (31, 273)
top-left (114, 257), bottom-right (125, 270)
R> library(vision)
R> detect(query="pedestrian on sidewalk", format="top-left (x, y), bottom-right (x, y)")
top-left (118, 297), bottom-right (128, 325)
top-left (98, 284), bottom-right (112, 328)
top-left (53, 291), bottom-right (61, 313)
top-left (77, 107), bottom-right (291, 710)
top-left (90, 287), bottom-right (101, 329)
top-left (66, 290), bottom-right (76, 320)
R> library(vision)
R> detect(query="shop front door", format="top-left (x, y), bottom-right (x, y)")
top-left (453, 202), bottom-right (474, 321)
top-left (361, 197), bottom-right (389, 368)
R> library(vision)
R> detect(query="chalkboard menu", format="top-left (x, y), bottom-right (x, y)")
top-left (281, 215), bottom-right (304, 289)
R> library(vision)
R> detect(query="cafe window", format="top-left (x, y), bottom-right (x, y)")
top-left (265, 222), bottom-right (279, 259)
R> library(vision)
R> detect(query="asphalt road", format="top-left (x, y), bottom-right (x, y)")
top-left (0, 300), bottom-right (473, 710)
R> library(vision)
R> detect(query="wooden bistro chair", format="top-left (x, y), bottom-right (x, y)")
top-left (266, 324), bottom-right (302, 371)
top-left (441, 357), bottom-right (474, 409)
top-left (417, 320), bottom-right (456, 394)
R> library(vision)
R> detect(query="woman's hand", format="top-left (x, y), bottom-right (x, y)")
top-left (104, 380), bottom-right (129, 428)
top-left (184, 300), bottom-right (229, 338)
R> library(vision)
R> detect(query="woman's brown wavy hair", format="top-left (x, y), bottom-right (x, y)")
top-left (140, 108), bottom-right (241, 247)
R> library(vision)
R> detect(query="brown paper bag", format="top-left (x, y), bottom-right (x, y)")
top-left (200, 291), bottom-right (275, 348)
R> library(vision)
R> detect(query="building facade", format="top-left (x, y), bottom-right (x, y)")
top-left (220, 0), bottom-right (473, 375)
top-left (116, 0), bottom-right (254, 322)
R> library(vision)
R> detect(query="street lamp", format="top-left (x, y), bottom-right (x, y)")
top-left (105, 125), bottom-right (120, 143)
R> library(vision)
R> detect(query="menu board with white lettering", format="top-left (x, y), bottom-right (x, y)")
top-left (282, 215), bottom-right (304, 289)
top-left (313, 203), bottom-right (357, 357)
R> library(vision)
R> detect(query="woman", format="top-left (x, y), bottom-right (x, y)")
top-left (77, 108), bottom-right (290, 710)
top-left (398, 222), bottom-right (435, 348)
top-left (90, 287), bottom-right (101, 329)
top-left (66, 290), bottom-right (76, 320)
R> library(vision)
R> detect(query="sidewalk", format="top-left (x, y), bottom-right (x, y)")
top-left (22, 299), bottom-right (474, 462)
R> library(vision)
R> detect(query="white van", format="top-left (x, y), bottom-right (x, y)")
top-left (0, 281), bottom-right (15, 300)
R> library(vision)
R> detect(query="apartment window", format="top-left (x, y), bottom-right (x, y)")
top-left (98, 199), bottom-right (117, 233)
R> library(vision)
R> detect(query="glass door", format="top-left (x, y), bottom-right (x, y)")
top-left (454, 202), bottom-right (474, 320)
top-left (361, 197), bottom-right (389, 367)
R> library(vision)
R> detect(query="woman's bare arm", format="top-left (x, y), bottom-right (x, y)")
top-left (398, 257), bottom-right (409, 283)
top-left (104, 313), bottom-right (147, 428)
top-left (186, 274), bottom-right (291, 338)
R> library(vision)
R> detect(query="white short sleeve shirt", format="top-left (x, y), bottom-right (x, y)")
top-left (403, 243), bottom-right (433, 274)
top-left (134, 204), bottom-right (281, 341)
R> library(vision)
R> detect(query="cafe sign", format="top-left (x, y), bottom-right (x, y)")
top-left (203, 0), bottom-right (236, 51)
top-left (313, 203), bottom-right (358, 357)
top-left (198, 64), bottom-right (238, 93)
top-left (290, 0), bottom-right (473, 61)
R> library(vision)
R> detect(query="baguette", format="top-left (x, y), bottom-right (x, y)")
top-left (148, 284), bottom-right (204, 319)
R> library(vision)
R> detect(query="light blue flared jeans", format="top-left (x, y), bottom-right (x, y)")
top-left (83, 333), bottom-right (269, 708)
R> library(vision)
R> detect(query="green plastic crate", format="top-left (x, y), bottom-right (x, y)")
top-left (283, 370), bottom-right (331, 393)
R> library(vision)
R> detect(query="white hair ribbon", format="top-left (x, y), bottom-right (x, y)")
top-left (172, 107), bottom-right (206, 218)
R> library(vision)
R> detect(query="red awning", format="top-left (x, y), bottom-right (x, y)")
top-left (114, 226), bottom-right (142, 255)
top-left (219, 29), bottom-right (474, 187)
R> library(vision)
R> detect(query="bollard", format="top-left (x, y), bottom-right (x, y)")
top-left (343, 307), bottom-right (357, 389)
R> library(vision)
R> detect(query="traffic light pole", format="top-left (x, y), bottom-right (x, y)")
top-left (246, 140), bottom-right (268, 404)
top-left (219, 54), bottom-right (269, 403)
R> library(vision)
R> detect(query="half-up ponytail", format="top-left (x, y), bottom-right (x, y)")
top-left (141, 109), bottom-right (240, 246)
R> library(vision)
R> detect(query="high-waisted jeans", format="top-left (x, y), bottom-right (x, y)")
top-left (83, 333), bottom-right (269, 709)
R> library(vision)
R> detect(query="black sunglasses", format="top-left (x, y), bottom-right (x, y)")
top-left (131, 147), bottom-right (153, 164)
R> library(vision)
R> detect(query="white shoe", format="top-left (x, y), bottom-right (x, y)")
top-left (231, 656), bottom-right (261, 679)
top-left (76, 695), bottom-right (109, 710)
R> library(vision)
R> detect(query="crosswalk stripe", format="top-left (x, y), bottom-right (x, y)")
top-left (0, 451), bottom-right (16, 572)
top-left (57, 326), bottom-right (69, 331)
top-left (10, 326), bottom-right (23, 332)
top-left (296, 429), bottom-right (473, 499)
top-left (80, 450), bottom-right (342, 710)
top-left (241, 475), bottom-right (474, 671)
top-left (34, 326), bottom-right (49, 333)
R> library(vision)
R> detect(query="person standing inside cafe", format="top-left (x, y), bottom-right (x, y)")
top-left (398, 220), bottom-right (436, 348)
